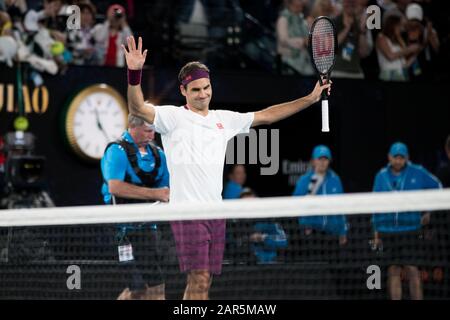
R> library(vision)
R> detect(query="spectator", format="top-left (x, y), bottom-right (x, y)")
top-left (4, 0), bottom-right (26, 34)
top-left (383, 0), bottom-right (411, 19)
top-left (38, 0), bottom-right (69, 33)
top-left (0, 9), bottom-right (12, 35)
top-left (375, 12), bottom-right (421, 81)
top-left (20, 17), bottom-right (60, 73)
top-left (13, 0), bottom-right (74, 74)
top-left (26, 0), bottom-right (71, 48)
top-left (332, 0), bottom-right (371, 79)
top-left (276, 0), bottom-right (314, 75)
top-left (0, 34), bottom-right (17, 67)
top-left (371, 142), bottom-right (442, 300)
top-left (306, 0), bottom-right (338, 27)
top-left (91, 3), bottom-right (132, 67)
top-left (357, 0), bottom-right (380, 79)
top-left (241, 188), bottom-right (288, 264)
top-left (436, 135), bottom-right (450, 188)
top-left (4, 0), bottom-right (27, 16)
top-left (223, 164), bottom-right (246, 199)
top-left (293, 145), bottom-right (348, 245)
top-left (66, 1), bottom-right (98, 65)
top-left (404, 3), bottom-right (440, 81)
top-left (0, 11), bottom-right (18, 67)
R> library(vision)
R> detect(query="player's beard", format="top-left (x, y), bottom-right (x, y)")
top-left (192, 97), bottom-right (210, 111)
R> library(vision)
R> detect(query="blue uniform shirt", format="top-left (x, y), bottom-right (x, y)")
top-left (293, 169), bottom-right (348, 236)
top-left (251, 222), bottom-right (288, 263)
top-left (372, 162), bottom-right (442, 233)
top-left (223, 180), bottom-right (243, 199)
top-left (101, 131), bottom-right (169, 204)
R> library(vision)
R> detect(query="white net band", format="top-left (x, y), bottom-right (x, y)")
top-left (1, 189), bottom-right (449, 227)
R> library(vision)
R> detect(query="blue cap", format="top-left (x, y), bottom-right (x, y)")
top-left (389, 142), bottom-right (409, 157)
top-left (312, 145), bottom-right (332, 160)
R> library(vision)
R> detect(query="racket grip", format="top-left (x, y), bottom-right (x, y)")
top-left (321, 100), bottom-right (330, 132)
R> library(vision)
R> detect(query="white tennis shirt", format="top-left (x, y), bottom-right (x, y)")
top-left (153, 105), bottom-right (254, 203)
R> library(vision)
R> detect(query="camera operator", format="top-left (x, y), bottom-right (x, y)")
top-left (0, 130), bottom-right (54, 264)
top-left (0, 131), bottom-right (54, 209)
top-left (91, 3), bottom-right (132, 67)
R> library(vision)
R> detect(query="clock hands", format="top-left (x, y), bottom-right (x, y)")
top-left (94, 107), bottom-right (111, 142)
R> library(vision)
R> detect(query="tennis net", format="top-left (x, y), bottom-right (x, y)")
top-left (1, 189), bottom-right (449, 300)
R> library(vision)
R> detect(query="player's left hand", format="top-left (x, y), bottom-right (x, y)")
top-left (311, 79), bottom-right (332, 103)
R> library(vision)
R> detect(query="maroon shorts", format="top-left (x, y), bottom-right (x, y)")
top-left (170, 219), bottom-right (226, 275)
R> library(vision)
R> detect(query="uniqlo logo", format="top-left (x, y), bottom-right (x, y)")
top-left (216, 123), bottom-right (224, 129)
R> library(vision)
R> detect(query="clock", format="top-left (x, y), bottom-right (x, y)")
top-left (63, 84), bottom-right (128, 161)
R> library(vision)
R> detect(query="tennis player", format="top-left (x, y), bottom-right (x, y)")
top-left (122, 36), bottom-right (331, 300)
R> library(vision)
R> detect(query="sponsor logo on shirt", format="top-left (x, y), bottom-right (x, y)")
top-left (216, 123), bottom-right (224, 129)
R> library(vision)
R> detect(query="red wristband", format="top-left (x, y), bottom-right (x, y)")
top-left (127, 69), bottom-right (142, 86)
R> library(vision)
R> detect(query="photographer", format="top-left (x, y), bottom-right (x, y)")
top-left (91, 3), bottom-right (132, 67)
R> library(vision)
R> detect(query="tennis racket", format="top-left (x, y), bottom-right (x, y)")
top-left (309, 16), bottom-right (337, 132)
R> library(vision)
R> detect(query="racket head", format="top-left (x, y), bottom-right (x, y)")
top-left (309, 16), bottom-right (337, 76)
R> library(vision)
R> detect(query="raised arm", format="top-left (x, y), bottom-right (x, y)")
top-left (121, 36), bottom-right (155, 123)
top-left (376, 34), bottom-right (420, 61)
top-left (252, 80), bottom-right (331, 127)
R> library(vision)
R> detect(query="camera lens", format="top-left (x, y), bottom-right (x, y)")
top-left (114, 9), bottom-right (123, 19)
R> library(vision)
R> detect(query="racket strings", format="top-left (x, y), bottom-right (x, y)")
top-left (311, 19), bottom-right (335, 74)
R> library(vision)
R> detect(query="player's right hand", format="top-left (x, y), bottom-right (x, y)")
top-left (122, 36), bottom-right (147, 70)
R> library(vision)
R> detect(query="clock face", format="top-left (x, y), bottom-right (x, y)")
top-left (65, 84), bottom-right (128, 161)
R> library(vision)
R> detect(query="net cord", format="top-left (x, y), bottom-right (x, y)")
top-left (1, 189), bottom-right (449, 227)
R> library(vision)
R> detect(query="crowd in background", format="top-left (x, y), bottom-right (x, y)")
top-left (1, 0), bottom-right (449, 81)
top-left (274, 0), bottom-right (443, 81)
top-left (0, 0), bottom-right (132, 74)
